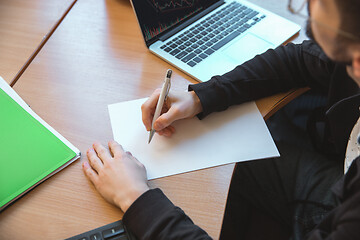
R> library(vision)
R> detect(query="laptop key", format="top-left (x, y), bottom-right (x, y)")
top-left (187, 61), bottom-right (197, 67)
top-left (202, 36), bottom-right (210, 41)
top-left (199, 53), bottom-right (208, 59)
top-left (243, 23), bottom-right (251, 29)
top-left (175, 51), bottom-right (187, 59)
top-left (102, 226), bottom-right (125, 239)
top-left (212, 31), bottom-right (240, 50)
top-left (181, 36), bottom-right (189, 41)
top-left (211, 38), bottom-right (219, 43)
top-left (196, 34), bottom-right (203, 39)
top-left (191, 43), bottom-right (199, 49)
top-left (170, 49), bottom-right (180, 56)
top-left (243, 9), bottom-right (252, 14)
top-left (205, 42), bottom-right (213, 47)
top-left (205, 48), bottom-right (214, 55)
top-left (89, 233), bottom-right (101, 240)
top-left (164, 47), bottom-right (172, 52)
top-left (178, 45), bottom-right (186, 50)
top-left (182, 53), bottom-right (196, 63)
top-left (193, 57), bottom-right (202, 63)
top-left (237, 27), bottom-right (247, 33)
top-left (247, 12), bottom-right (258, 19)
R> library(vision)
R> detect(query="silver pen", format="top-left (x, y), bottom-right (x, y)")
top-left (148, 69), bottom-right (172, 144)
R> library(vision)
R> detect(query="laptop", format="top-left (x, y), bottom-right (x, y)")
top-left (130, 0), bottom-right (301, 82)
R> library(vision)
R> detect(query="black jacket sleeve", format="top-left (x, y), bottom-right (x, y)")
top-left (123, 189), bottom-right (212, 240)
top-left (189, 40), bottom-right (335, 119)
top-left (306, 157), bottom-right (360, 240)
top-left (123, 159), bottom-right (360, 240)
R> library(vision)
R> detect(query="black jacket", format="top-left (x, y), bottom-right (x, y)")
top-left (190, 40), bottom-right (360, 157)
top-left (123, 158), bottom-right (360, 240)
top-left (123, 41), bottom-right (360, 239)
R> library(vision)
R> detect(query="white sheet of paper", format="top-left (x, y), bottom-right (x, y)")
top-left (108, 98), bottom-right (279, 180)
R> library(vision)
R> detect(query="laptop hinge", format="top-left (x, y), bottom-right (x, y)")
top-left (159, 1), bottom-right (225, 42)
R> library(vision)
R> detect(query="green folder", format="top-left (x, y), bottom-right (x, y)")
top-left (0, 87), bottom-right (80, 211)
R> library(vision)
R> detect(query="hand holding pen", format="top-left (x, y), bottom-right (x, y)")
top-left (148, 69), bottom-right (172, 143)
top-left (141, 69), bottom-right (204, 142)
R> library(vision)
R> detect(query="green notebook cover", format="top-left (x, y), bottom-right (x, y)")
top-left (0, 88), bottom-right (77, 209)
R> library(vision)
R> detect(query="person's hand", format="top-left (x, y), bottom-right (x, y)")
top-left (141, 90), bottom-right (203, 137)
top-left (82, 140), bottom-right (149, 212)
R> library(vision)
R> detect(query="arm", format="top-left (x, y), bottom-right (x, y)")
top-left (190, 40), bottom-right (335, 118)
top-left (83, 141), bottom-right (212, 240)
top-left (123, 189), bottom-right (212, 240)
top-left (141, 40), bottom-right (335, 134)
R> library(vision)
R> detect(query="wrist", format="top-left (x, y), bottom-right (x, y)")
top-left (115, 186), bottom-right (150, 212)
top-left (190, 91), bottom-right (203, 115)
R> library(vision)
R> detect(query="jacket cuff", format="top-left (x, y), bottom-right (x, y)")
top-left (122, 188), bottom-right (175, 237)
top-left (188, 80), bottom-right (220, 119)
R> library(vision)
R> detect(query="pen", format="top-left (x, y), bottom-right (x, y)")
top-left (148, 69), bottom-right (172, 144)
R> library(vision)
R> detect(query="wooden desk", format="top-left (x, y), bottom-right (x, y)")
top-left (0, 0), bottom-right (76, 85)
top-left (0, 0), bottom-right (306, 239)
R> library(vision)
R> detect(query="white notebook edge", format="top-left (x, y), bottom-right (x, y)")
top-left (0, 77), bottom-right (80, 155)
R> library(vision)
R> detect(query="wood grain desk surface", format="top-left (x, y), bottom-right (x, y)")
top-left (0, 0), bottom-right (307, 239)
top-left (0, 0), bottom-right (75, 85)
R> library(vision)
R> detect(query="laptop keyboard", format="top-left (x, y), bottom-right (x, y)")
top-left (65, 220), bottom-right (137, 240)
top-left (160, 1), bottom-right (266, 67)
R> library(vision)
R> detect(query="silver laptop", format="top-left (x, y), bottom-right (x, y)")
top-left (130, 0), bottom-right (301, 82)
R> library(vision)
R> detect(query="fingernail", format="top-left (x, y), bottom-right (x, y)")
top-left (154, 122), bottom-right (163, 130)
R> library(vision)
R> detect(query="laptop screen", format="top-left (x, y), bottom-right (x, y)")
top-left (131, 0), bottom-right (220, 45)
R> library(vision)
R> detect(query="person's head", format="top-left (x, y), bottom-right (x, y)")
top-left (293, 0), bottom-right (360, 81)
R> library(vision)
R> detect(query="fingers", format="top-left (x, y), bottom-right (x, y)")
top-left (154, 107), bottom-right (181, 131)
top-left (86, 148), bottom-right (104, 173)
top-left (157, 125), bottom-right (176, 137)
top-left (93, 142), bottom-right (112, 161)
top-left (82, 161), bottom-right (99, 185)
top-left (141, 89), bottom-right (161, 131)
top-left (108, 140), bottom-right (125, 158)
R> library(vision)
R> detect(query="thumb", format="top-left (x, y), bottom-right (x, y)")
top-left (154, 107), bottom-right (181, 131)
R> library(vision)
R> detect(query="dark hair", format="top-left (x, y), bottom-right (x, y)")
top-left (334, 0), bottom-right (360, 42)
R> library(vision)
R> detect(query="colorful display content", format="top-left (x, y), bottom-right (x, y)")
top-left (132, 0), bottom-right (218, 41)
